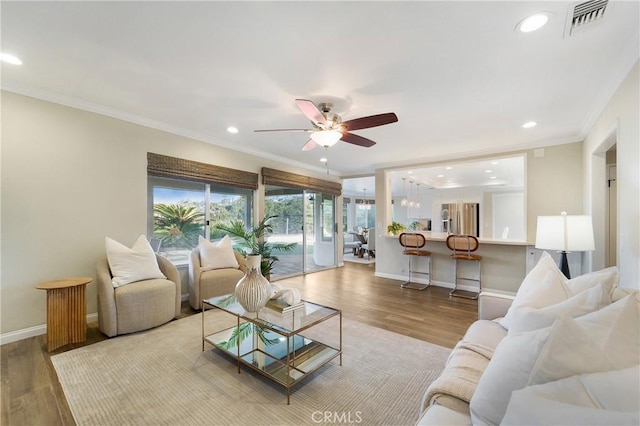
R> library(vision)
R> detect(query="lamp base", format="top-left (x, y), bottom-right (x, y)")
top-left (560, 251), bottom-right (570, 279)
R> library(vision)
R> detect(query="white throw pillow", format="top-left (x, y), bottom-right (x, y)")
top-left (513, 252), bottom-right (566, 299)
top-left (566, 266), bottom-right (618, 296)
top-left (198, 235), bottom-right (240, 271)
top-left (500, 252), bottom-right (565, 328)
top-left (527, 292), bottom-right (639, 386)
top-left (526, 314), bottom-right (615, 386)
top-left (501, 252), bottom-right (615, 331)
top-left (508, 283), bottom-right (610, 333)
top-left (105, 235), bottom-right (166, 287)
top-left (502, 366), bottom-right (640, 426)
top-left (470, 294), bottom-right (639, 426)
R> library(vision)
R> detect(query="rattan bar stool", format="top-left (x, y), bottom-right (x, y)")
top-left (398, 232), bottom-right (432, 290)
top-left (446, 234), bottom-right (482, 299)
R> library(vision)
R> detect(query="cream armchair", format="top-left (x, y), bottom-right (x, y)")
top-left (96, 254), bottom-right (181, 337)
top-left (188, 249), bottom-right (247, 310)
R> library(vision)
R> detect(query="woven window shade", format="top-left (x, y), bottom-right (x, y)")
top-left (262, 167), bottom-right (342, 196)
top-left (148, 153), bottom-right (258, 190)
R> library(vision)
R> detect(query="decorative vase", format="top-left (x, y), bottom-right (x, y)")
top-left (234, 254), bottom-right (271, 312)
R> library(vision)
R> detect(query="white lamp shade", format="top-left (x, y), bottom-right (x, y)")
top-left (565, 215), bottom-right (595, 251)
top-left (535, 214), bottom-right (595, 252)
top-left (310, 130), bottom-right (342, 147)
top-left (535, 216), bottom-right (565, 250)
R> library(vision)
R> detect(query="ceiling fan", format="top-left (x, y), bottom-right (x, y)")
top-left (255, 99), bottom-right (398, 151)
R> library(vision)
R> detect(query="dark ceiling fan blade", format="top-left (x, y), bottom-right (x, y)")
top-left (254, 129), bottom-right (312, 133)
top-left (295, 99), bottom-right (327, 126)
top-left (340, 132), bottom-right (376, 148)
top-left (342, 112), bottom-right (398, 132)
top-left (302, 139), bottom-right (318, 151)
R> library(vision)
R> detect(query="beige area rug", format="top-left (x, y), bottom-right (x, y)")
top-left (52, 311), bottom-right (450, 426)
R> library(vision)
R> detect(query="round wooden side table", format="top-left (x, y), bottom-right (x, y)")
top-left (36, 277), bottom-right (92, 352)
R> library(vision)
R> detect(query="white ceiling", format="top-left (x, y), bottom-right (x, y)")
top-left (342, 154), bottom-right (524, 197)
top-left (2, 1), bottom-right (638, 180)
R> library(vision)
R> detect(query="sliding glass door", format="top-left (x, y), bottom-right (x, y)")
top-left (265, 185), bottom-right (336, 279)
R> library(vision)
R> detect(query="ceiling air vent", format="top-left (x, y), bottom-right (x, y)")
top-left (565, 0), bottom-right (609, 37)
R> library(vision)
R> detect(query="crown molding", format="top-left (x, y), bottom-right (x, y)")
top-left (0, 82), bottom-right (334, 178)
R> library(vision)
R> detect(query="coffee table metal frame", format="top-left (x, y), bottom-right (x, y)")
top-left (202, 294), bottom-right (342, 404)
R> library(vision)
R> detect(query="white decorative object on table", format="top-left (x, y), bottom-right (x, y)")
top-left (234, 254), bottom-right (271, 312)
top-left (271, 288), bottom-right (301, 305)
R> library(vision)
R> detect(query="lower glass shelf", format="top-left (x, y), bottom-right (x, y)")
top-left (204, 324), bottom-right (340, 386)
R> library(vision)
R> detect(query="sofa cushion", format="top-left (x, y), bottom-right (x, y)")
top-left (417, 404), bottom-right (471, 426)
top-left (198, 235), bottom-right (240, 271)
top-left (106, 235), bottom-right (166, 287)
top-left (502, 366), bottom-right (640, 425)
top-left (470, 294), bottom-right (639, 426)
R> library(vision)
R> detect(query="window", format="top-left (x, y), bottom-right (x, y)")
top-left (355, 202), bottom-right (375, 229)
top-left (148, 176), bottom-right (253, 265)
top-left (342, 200), bottom-right (348, 232)
top-left (321, 194), bottom-right (334, 241)
top-left (147, 153), bottom-right (258, 266)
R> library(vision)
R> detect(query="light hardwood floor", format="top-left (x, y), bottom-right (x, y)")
top-left (1, 262), bottom-right (477, 426)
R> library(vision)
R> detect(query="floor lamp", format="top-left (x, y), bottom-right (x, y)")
top-left (535, 212), bottom-right (595, 278)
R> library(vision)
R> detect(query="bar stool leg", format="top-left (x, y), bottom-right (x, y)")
top-left (401, 254), bottom-right (430, 291)
top-left (449, 259), bottom-right (481, 300)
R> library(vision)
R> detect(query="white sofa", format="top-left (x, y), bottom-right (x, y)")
top-left (417, 253), bottom-right (639, 425)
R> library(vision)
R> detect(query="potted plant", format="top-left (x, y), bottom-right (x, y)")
top-left (387, 221), bottom-right (406, 236)
top-left (213, 215), bottom-right (296, 279)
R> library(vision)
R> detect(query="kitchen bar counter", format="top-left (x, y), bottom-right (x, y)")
top-left (381, 232), bottom-right (531, 246)
top-left (376, 232), bottom-right (530, 293)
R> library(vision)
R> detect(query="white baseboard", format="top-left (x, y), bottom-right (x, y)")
top-left (0, 313), bottom-right (99, 346)
top-left (374, 272), bottom-right (479, 292)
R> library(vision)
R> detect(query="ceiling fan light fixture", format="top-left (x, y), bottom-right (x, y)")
top-left (310, 130), bottom-right (342, 147)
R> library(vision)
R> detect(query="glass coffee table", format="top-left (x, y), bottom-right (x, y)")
top-left (202, 294), bottom-right (342, 404)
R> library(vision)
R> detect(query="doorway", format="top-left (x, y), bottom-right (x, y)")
top-left (265, 185), bottom-right (336, 279)
top-left (606, 146), bottom-right (617, 267)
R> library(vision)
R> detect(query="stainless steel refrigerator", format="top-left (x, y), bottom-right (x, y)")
top-left (441, 203), bottom-right (479, 236)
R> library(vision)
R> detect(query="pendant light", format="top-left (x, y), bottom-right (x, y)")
top-left (408, 180), bottom-right (415, 208)
top-left (415, 183), bottom-right (421, 209)
top-left (359, 188), bottom-right (371, 210)
top-left (400, 178), bottom-right (408, 207)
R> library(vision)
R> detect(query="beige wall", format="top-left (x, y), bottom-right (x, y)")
top-left (526, 143), bottom-right (584, 242)
top-left (583, 60), bottom-right (639, 290)
top-left (0, 91), bottom-right (339, 335)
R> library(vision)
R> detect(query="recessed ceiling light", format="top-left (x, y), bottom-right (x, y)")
top-left (226, 126), bottom-right (239, 134)
top-left (407, 171), bottom-right (413, 174)
top-left (490, 176), bottom-right (497, 179)
top-left (517, 13), bottom-right (550, 33)
top-left (320, 157), bottom-right (328, 163)
top-left (521, 121), bottom-right (537, 129)
top-left (445, 166), bottom-right (452, 170)
top-left (491, 161), bottom-right (499, 165)
top-left (0, 52), bottom-right (22, 65)
top-left (485, 170), bottom-right (493, 173)
top-left (437, 174), bottom-right (445, 178)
